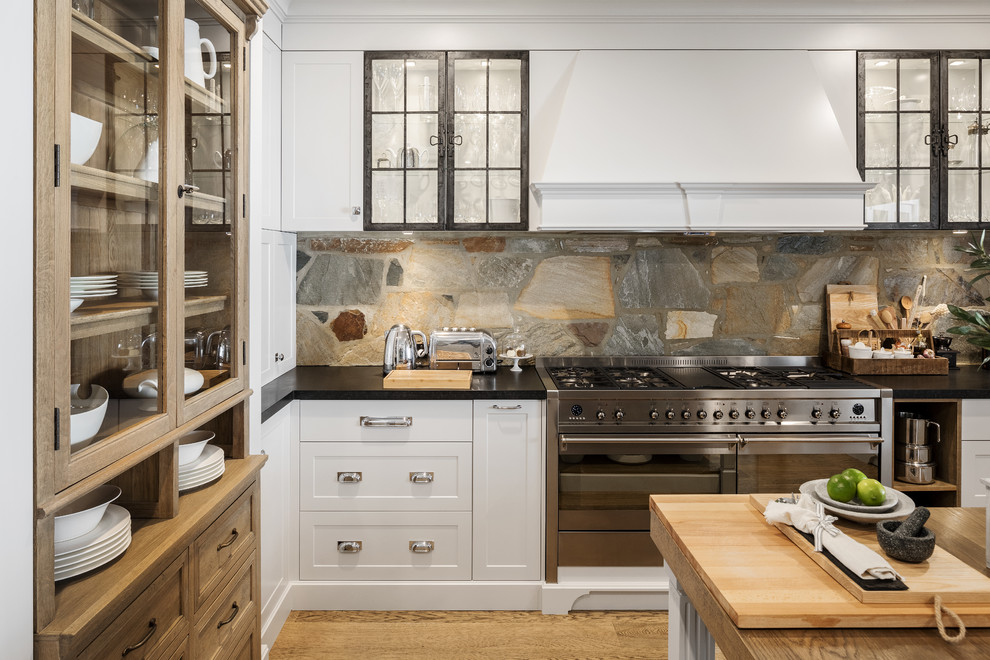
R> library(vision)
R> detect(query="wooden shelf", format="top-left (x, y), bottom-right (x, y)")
top-left (71, 164), bottom-right (158, 202)
top-left (894, 478), bottom-right (958, 492)
top-left (72, 10), bottom-right (156, 66)
top-left (70, 295), bottom-right (227, 340)
top-left (186, 189), bottom-right (226, 214)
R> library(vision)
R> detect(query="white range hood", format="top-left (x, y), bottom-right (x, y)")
top-left (530, 50), bottom-right (875, 232)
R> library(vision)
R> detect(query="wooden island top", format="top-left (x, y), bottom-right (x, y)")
top-left (650, 494), bottom-right (990, 659)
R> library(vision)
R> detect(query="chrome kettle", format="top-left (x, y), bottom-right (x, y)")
top-left (383, 323), bottom-right (427, 374)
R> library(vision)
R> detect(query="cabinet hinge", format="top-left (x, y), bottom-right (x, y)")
top-left (54, 144), bottom-right (61, 187)
top-left (242, 194), bottom-right (246, 218)
top-left (243, 47), bottom-right (247, 71)
top-left (54, 408), bottom-right (60, 451)
top-left (242, 340), bottom-right (247, 366)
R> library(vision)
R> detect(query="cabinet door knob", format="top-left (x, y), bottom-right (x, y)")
top-left (409, 471), bottom-right (434, 484)
top-left (409, 540), bottom-right (435, 553)
top-left (352, 206), bottom-right (362, 215)
top-left (177, 183), bottom-right (200, 198)
top-left (338, 540), bottom-right (362, 553)
top-left (337, 471), bottom-right (362, 483)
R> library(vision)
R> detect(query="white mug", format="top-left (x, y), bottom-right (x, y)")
top-left (184, 18), bottom-right (217, 87)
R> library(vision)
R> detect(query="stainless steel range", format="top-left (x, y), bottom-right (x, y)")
top-left (537, 355), bottom-right (893, 582)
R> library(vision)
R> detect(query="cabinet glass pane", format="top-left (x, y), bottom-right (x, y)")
top-left (371, 115), bottom-right (403, 169)
top-left (454, 171), bottom-right (487, 224)
top-left (371, 60), bottom-right (405, 112)
top-left (899, 113), bottom-right (930, 167)
top-left (899, 59), bottom-right (931, 111)
top-left (489, 60), bottom-right (521, 112)
top-left (405, 59), bottom-right (439, 112)
top-left (406, 172), bottom-right (439, 223)
top-left (948, 170), bottom-right (980, 223)
top-left (865, 170), bottom-right (896, 223)
top-left (864, 58), bottom-right (897, 111)
top-left (948, 59), bottom-right (980, 111)
top-left (407, 114), bottom-right (439, 169)
top-left (949, 112), bottom-right (980, 167)
top-left (183, 0), bottom-right (235, 395)
top-left (865, 114), bottom-right (895, 167)
top-left (69, 0), bottom-right (164, 448)
top-left (454, 59), bottom-right (487, 111)
top-left (899, 171), bottom-right (930, 223)
top-left (983, 172), bottom-right (990, 221)
top-left (371, 171), bottom-right (403, 224)
top-left (489, 171), bottom-right (521, 224)
top-left (489, 114), bottom-right (520, 168)
top-left (984, 61), bottom-right (990, 110)
top-left (454, 113), bottom-right (486, 168)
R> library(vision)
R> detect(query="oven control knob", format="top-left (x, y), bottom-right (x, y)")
top-left (812, 408), bottom-right (823, 419)
top-left (596, 410), bottom-right (606, 421)
top-left (713, 410), bottom-right (724, 420)
top-left (729, 409), bottom-right (740, 420)
top-left (745, 409), bottom-right (756, 419)
top-left (777, 408), bottom-right (788, 419)
top-left (649, 409), bottom-right (660, 420)
top-left (761, 408), bottom-right (772, 420)
top-left (696, 410), bottom-right (708, 420)
top-left (681, 410), bottom-right (692, 420)
top-left (830, 407), bottom-right (842, 419)
top-left (665, 409), bottom-right (675, 420)
top-left (614, 409), bottom-right (625, 421)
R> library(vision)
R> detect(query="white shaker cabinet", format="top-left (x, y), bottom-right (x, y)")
top-left (473, 400), bottom-right (544, 580)
top-left (260, 34), bottom-right (282, 231)
top-left (281, 51), bottom-right (364, 231)
top-left (260, 230), bottom-right (297, 385)
top-left (260, 401), bottom-right (294, 647)
top-left (961, 399), bottom-right (990, 507)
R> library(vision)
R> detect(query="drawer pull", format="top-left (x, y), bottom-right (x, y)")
top-left (491, 404), bottom-right (523, 410)
top-left (360, 416), bottom-right (413, 428)
top-left (409, 540), bottom-right (435, 553)
top-left (121, 618), bottom-right (157, 657)
top-left (338, 540), bottom-right (363, 553)
top-left (337, 471), bottom-right (363, 483)
top-left (217, 528), bottom-right (239, 551)
top-left (217, 602), bottom-right (239, 629)
top-left (409, 471), bottom-right (434, 484)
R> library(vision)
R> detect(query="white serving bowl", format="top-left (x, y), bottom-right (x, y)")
top-left (70, 384), bottom-right (109, 448)
top-left (893, 350), bottom-right (914, 359)
top-left (70, 298), bottom-right (84, 312)
top-left (847, 346), bottom-right (873, 359)
top-left (872, 349), bottom-right (893, 359)
top-left (54, 484), bottom-right (121, 543)
top-left (70, 112), bottom-right (103, 165)
top-left (123, 368), bottom-right (205, 398)
top-left (178, 430), bottom-right (215, 466)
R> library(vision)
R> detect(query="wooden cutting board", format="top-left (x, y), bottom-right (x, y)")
top-left (826, 284), bottom-right (879, 331)
top-left (382, 370), bottom-right (473, 389)
top-left (650, 494), bottom-right (990, 628)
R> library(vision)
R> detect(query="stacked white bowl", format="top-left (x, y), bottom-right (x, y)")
top-left (177, 430), bottom-right (224, 492)
top-left (53, 485), bottom-right (131, 581)
top-left (70, 274), bottom-right (118, 310)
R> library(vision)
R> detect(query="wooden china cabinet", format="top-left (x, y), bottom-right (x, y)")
top-left (33, 0), bottom-right (266, 657)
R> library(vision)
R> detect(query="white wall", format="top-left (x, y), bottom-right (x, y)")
top-left (1, 1), bottom-right (36, 656)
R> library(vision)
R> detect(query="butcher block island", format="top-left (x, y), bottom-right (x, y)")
top-left (650, 494), bottom-right (990, 659)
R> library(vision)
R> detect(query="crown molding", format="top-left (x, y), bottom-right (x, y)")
top-left (266, 0), bottom-right (291, 22)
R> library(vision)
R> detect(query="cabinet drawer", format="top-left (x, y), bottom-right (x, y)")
top-left (300, 511), bottom-right (471, 580)
top-left (962, 400), bottom-right (990, 440)
top-left (194, 552), bottom-right (257, 660)
top-left (78, 553), bottom-right (187, 660)
top-left (299, 400), bottom-right (472, 443)
top-left (300, 442), bottom-right (472, 511)
top-left (192, 485), bottom-right (257, 613)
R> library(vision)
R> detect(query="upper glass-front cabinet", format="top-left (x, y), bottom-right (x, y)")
top-left (364, 51), bottom-right (529, 230)
top-left (859, 51), bottom-right (990, 228)
top-left (39, 0), bottom-right (247, 493)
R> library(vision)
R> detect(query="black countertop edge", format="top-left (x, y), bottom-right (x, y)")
top-left (260, 365), bottom-right (547, 421)
top-left (855, 365), bottom-right (990, 399)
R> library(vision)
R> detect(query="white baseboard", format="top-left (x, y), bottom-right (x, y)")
top-left (261, 582), bottom-right (293, 657)
top-left (287, 580), bottom-right (543, 611)
top-left (541, 567), bottom-right (670, 615)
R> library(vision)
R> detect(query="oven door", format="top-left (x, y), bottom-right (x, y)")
top-left (736, 433), bottom-right (883, 494)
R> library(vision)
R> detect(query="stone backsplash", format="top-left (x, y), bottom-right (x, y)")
top-left (295, 231), bottom-right (989, 367)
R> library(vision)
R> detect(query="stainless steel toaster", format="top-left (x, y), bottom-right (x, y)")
top-left (428, 327), bottom-right (497, 372)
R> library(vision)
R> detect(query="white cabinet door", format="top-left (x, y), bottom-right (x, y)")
top-left (260, 35), bottom-right (282, 231)
top-left (260, 401), bottom-right (294, 618)
top-left (961, 441), bottom-right (990, 507)
top-left (472, 400), bottom-right (543, 580)
top-left (282, 51), bottom-right (363, 231)
top-left (260, 230), bottom-right (296, 385)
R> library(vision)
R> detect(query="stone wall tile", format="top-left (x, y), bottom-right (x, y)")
top-left (475, 255), bottom-right (536, 289)
top-left (723, 285), bottom-right (785, 335)
top-left (405, 249), bottom-right (476, 290)
top-left (711, 247), bottom-right (759, 283)
top-left (666, 311), bottom-right (717, 339)
top-left (563, 237), bottom-right (631, 253)
top-left (618, 249), bottom-right (710, 309)
top-left (776, 235), bottom-right (841, 255)
top-left (309, 237), bottom-right (413, 253)
top-left (453, 292), bottom-right (515, 328)
top-left (604, 315), bottom-right (664, 354)
top-left (515, 256), bottom-right (615, 319)
top-left (463, 237), bottom-right (507, 253)
top-left (297, 254), bottom-right (384, 306)
top-left (569, 322), bottom-right (610, 347)
top-left (796, 256), bottom-right (878, 303)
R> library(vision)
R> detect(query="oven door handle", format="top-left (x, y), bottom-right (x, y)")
top-left (559, 435), bottom-right (739, 455)
top-left (736, 434), bottom-right (882, 454)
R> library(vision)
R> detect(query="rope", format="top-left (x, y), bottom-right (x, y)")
top-left (934, 595), bottom-right (966, 644)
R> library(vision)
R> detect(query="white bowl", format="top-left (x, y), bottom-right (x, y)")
top-left (122, 368), bottom-right (205, 398)
top-left (70, 298), bottom-right (84, 312)
top-left (54, 485), bottom-right (121, 543)
top-left (847, 346), bottom-right (873, 359)
top-left (178, 430), bottom-right (215, 466)
top-left (872, 350), bottom-right (893, 359)
top-left (70, 112), bottom-right (102, 165)
top-left (70, 384), bottom-right (109, 448)
top-left (892, 350), bottom-right (914, 359)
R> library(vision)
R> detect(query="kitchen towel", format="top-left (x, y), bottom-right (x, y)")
top-left (764, 497), bottom-right (903, 581)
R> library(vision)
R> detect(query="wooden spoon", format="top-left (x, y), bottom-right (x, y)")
top-left (878, 307), bottom-right (897, 330)
top-left (900, 295), bottom-right (913, 322)
top-left (918, 310), bottom-right (933, 329)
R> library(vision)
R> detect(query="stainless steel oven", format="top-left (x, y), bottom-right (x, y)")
top-left (538, 356), bottom-right (893, 582)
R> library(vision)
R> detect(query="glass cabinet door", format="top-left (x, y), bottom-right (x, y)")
top-left (61, 0), bottom-right (170, 487)
top-left (180, 0), bottom-right (245, 419)
top-left (944, 53), bottom-right (990, 225)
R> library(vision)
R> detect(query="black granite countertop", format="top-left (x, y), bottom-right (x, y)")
top-left (856, 365), bottom-right (990, 399)
top-left (261, 365), bottom-right (547, 422)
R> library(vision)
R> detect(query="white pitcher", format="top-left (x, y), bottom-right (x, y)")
top-left (184, 18), bottom-right (217, 87)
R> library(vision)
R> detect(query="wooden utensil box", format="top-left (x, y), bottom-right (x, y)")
top-left (826, 328), bottom-right (948, 375)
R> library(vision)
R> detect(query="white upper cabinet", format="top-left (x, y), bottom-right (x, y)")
top-left (530, 50), bottom-right (873, 232)
top-left (260, 34), bottom-right (282, 231)
top-left (260, 230), bottom-right (296, 385)
top-left (281, 51), bottom-right (364, 231)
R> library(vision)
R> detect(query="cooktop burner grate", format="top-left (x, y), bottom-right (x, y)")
top-left (546, 363), bottom-right (867, 391)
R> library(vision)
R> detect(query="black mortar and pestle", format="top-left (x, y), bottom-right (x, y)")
top-left (876, 507), bottom-right (936, 563)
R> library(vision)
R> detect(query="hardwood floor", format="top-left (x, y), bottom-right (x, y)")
top-left (270, 610), bottom-right (680, 659)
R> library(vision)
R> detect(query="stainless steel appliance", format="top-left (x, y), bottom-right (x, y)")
top-left (428, 327), bottom-right (497, 372)
top-left (383, 324), bottom-right (428, 374)
top-left (537, 355), bottom-right (893, 582)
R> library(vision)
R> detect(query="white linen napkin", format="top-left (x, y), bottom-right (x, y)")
top-left (764, 496), bottom-right (902, 581)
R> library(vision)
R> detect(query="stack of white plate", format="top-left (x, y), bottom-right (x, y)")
top-left (178, 444), bottom-right (225, 492)
top-left (185, 270), bottom-right (208, 288)
top-left (54, 504), bottom-right (131, 582)
top-left (118, 271), bottom-right (208, 299)
top-left (70, 274), bottom-right (118, 309)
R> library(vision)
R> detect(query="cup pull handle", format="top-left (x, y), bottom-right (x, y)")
top-left (409, 471), bottom-right (434, 484)
top-left (338, 541), bottom-right (362, 553)
top-left (337, 471), bottom-right (362, 483)
top-left (121, 618), bottom-right (157, 657)
top-left (409, 540), bottom-right (434, 553)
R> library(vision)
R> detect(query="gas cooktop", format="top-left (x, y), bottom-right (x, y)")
top-left (545, 364), bottom-right (866, 391)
